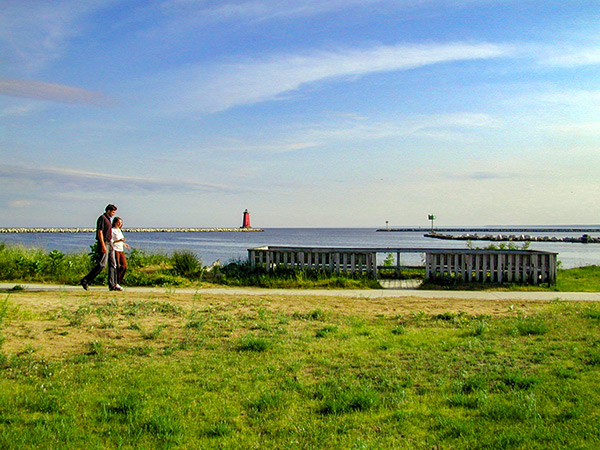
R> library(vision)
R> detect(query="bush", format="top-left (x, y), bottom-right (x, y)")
top-left (210, 260), bottom-right (380, 289)
top-left (0, 244), bottom-right (90, 283)
top-left (172, 251), bottom-right (201, 277)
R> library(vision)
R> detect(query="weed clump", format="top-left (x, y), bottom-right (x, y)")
top-left (236, 335), bottom-right (272, 352)
top-left (514, 317), bottom-right (550, 336)
top-left (318, 387), bottom-right (380, 415)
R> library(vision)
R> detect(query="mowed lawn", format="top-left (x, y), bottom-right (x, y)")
top-left (1, 290), bottom-right (599, 449)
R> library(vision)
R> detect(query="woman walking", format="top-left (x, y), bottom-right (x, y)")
top-left (112, 217), bottom-right (130, 289)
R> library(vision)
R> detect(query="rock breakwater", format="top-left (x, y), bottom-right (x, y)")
top-left (425, 232), bottom-right (600, 243)
top-left (0, 227), bottom-right (264, 233)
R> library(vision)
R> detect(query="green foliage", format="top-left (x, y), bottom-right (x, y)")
top-left (126, 248), bottom-right (171, 268)
top-left (5, 242), bottom-right (600, 291)
top-left (0, 244), bottom-right (90, 284)
top-left (0, 244), bottom-right (380, 289)
top-left (467, 240), bottom-right (531, 250)
top-left (172, 250), bottom-right (202, 277)
top-left (211, 259), bottom-right (380, 289)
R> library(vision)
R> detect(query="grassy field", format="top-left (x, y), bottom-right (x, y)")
top-left (1, 290), bottom-right (599, 449)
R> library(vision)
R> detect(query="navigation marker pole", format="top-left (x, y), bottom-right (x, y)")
top-left (428, 214), bottom-right (436, 232)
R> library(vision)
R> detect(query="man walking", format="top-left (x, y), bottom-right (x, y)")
top-left (81, 204), bottom-right (121, 291)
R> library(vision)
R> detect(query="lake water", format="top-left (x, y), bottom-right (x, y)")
top-left (2, 228), bottom-right (600, 269)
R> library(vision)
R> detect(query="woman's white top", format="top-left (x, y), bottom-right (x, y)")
top-left (112, 228), bottom-right (125, 252)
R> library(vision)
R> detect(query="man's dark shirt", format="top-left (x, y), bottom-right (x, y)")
top-left (96, 213), bottom-right (112, 243)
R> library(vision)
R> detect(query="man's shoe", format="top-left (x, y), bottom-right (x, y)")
top-left (110, 285), bottom-right (124, 291)
top-left (81, 279), bottom-right (88, 290)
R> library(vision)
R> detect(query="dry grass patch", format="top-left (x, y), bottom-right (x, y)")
top-left (2, 290), bottom-right (546, 359)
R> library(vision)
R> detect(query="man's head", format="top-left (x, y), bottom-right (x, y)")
top-left (105, 204), bottom-right (117, 217)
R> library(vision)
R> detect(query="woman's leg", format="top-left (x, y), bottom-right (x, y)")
top-left (115, 251), bottom-right (127, 285)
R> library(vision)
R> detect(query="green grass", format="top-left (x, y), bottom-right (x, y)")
top-left (1, 294), bottom-right (600, 449)
top-left (420, 265), bottom-right (600, 292)
top-left (555, 265), bottom-right (600, 291)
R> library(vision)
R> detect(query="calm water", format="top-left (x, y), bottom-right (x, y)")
top-left (2, 228), bottom-right (600, 269)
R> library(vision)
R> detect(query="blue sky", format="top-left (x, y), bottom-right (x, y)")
top-left (1, 0), bottom-right (599, 227)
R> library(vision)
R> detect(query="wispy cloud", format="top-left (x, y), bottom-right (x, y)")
top-left (549, 122), bottom-right (600, 137)
top-left (195, 0), bottom-right (390, 21)
top-left (444, 171), bottom-right (520, 180)
top-left (158, 0), bottom-right (406, 28)
top-left (163, 0), bottom-right (519, 24)
top-left (155, 41), bottom-right (513, 113)
top-left (0, 1), bottom-right (116, 72)
top-left (539, 47), bottom-right (600, 68)
top-left (207, 112), bottom-right (502, 154)
top-left (8, 200), bottom-right (37, 208)
top-left (0, 164), bottom-right (233, 194)
top-left (530, 89), bottom-right (600, 105)
top-left (0, 78), bottom-right (112, 106)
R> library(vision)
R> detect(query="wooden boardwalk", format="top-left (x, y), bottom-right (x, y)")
top-left (248, 246), bottom-right (557, 285)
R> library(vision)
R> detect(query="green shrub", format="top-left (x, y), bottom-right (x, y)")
top-left (172, 250), bottom-right (201, 277)
top-left (127, 248), bottom-right (171, 268)
top-left (212, 260), bottom-right (379, 289)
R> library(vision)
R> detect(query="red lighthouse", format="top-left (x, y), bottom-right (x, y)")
top-left (241, 209), bottom-right (251, 228)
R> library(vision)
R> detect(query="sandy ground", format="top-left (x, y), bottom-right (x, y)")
top-left (0, 288), bottom-right (577, 359)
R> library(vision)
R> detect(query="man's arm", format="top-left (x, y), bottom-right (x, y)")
top-left (97, 230), bottom-right (107, 253)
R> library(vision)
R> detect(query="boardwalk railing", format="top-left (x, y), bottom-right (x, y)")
top-left (248, 246), bottom-right (378, 277)
top-left (248, 246), bottom-right (558, 285)
top-left (425, 249), bottom-right (557, 285)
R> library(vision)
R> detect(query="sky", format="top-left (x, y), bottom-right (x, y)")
top-left (1, 0), bottom-right (599, 228)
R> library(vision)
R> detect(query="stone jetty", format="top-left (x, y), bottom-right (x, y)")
top-left (378, 227), bottom-right (600, 233)
top-left (0, 227), bottom-right (264, 233)
top-left (424, 231), bottom-right (600, 244)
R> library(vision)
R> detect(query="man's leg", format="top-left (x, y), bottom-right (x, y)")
top-left (107, 245), bottom-right (118, 290)
top-left (81, 250), bottom-right (108, 289)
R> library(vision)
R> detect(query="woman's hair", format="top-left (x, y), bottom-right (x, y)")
top-left (112, 217), bottom-right (122, 226)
